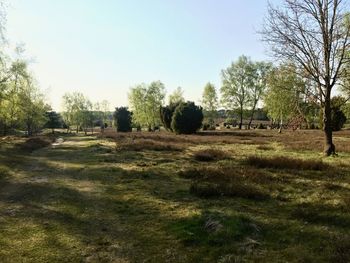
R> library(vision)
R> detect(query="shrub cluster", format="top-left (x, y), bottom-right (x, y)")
top-left (113, 107), bottom-right (132, 132)
top-left (160, 101), bottom-right (203, 134)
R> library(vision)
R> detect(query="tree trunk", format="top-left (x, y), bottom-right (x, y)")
top-left (248, 104), bottom-right (257, 129)
top-left (278, 118), bottom-right (283, 133)
top-left (239, 106), bottom-right (243, 129)
top-left (323, 93), bottom-right (335, 156)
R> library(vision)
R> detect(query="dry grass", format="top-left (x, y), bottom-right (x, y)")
top-left (273, 130), bottom-right (350, 153)
top-left (1, 129), bottom-right (350, 262)
top-left (246, 156), bottom-right (329, 171)
top-left (193, 148), bottom-right (231, 162)
top-left (256, 145), bottom-right (274, 151)
top-left (116, 138), bottom-right (184, 152)
top-left (180, 167), bottom-right (270, 200)
top-left (100, 129), bottom-right (272, 147)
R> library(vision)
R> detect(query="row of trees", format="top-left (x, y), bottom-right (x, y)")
top-left (61, 92), bottom-right (111, 134)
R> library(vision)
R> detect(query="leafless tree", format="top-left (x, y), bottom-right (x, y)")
top-left (261, 0), bottom-right (350, 156)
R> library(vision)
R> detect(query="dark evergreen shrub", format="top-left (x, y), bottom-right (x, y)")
top-left (113, 107), bottom-right (132, 132)
top-left (160, 102), bottom-right (180, 131)
top-left (171, 102), bottom-right (203, 134)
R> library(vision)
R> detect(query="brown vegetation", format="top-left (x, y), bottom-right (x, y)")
top-left (116, 138), bottom-right (184, 152)
top-left (17, 136), bottom-right (54, 152)
top-left (180, 167), bottom-right (270, 200)
top-left (246, 156), bottom-right (329, 171)
top-left (193, 148), bottom-right (231, 162)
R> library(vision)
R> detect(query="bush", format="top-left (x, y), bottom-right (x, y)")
top-left (160, 103), bottom-right (180, 131)
top-left (113, 107), bottom-right (132, 132)
top-left (319, 96), bottom-right (348, 131)
top-left (332, 109), bottom-right (347, 131)
top-left (171, 102), bottom-right (203, 134)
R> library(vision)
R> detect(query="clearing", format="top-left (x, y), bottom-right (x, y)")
top-left (0, 130), bottom-right (349, 262)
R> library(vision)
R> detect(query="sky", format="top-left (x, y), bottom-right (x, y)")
top-left (6, 0), bottom-right (280, 111)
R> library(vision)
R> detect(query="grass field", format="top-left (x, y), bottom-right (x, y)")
top-left (0, 129), bottom-right (350, 262)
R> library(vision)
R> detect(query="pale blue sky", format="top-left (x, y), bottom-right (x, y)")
top-left (7, 0), bottom-right (279, 110)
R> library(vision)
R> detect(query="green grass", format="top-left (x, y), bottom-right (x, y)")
top-left (0, 130), bottom-right (350, 262)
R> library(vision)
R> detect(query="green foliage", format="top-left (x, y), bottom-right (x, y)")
top-left (221, 56), bottom-right (255, 128)
top-left (168, 87), bottom-right (185, 105)
top-left (342, 102), bottom-right (350, 122)
top-left (61, 92), bottom-right (93, 133)
top-left (221, 56), bottom-right (271, 129)
top-left (331, 96), bottom-right (347, 131)
top-left (45, 111), bottom-right (63, 133)
top-left (171, 102), bottom-right (203, 134)
top-left (0, 56), bottom-right (48, 136)
top-left (128, 81), bottom-right (165, 130)
top-left (113, 107), bottom-right (132, 132)
top-left (264, 65), bottom-right (303, 125)
top-left (225, 118), bottom-right (237, 126)
top-left (202, 83), bottom-right (218, 125)
top-left (318, 96), bottom-right (348, 131)
top-left (159, 102), bottom-right (180, 131)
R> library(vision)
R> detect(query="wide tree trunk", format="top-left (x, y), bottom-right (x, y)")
top-left (323, 93), bottom-right (335, 156)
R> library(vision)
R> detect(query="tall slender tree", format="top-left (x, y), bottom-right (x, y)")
top-left (128, 81), bottom-right (165, 130)
top-left (248, 62), bottom-right (272, 129)
top-left (221, 55), bottom-right (255, 129)
top-left (201, 82), bottom-right (218, 125)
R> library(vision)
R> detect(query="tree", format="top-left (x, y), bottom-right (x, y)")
top-left (0, 55), bottom-right (48, 136)
top-left (248, 62), bottom-right (272, 129)
top-left (128, 81), bottom-right (165, 130)
top-left (168, 87), bottom-right (185, 105)
top-left (81, 99), bottom-right (93, 135)
top-left (201, 83), bottom-right (218, 125)
top-left (262, 0), bottom-right (350, 155)
top-left (113, 107), bottom-right (132, 132)
top-left (19, 81), bottom-right (49, 136)
top-left (45, 111), bottom-right (63, 134)
top-left (100, 100), bottom-right (111, 127)
top-left (171, 102), bottom-right (203, 134)
top-left (61, 92), bottom-right (91, 134)
top-left (0, 60), bottom-right (27, 134)
top-left (264, 65), bottom-right (302, 132)
top-left (221, 55), bottom-right (255, 129)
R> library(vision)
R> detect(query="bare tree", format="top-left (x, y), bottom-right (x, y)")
top-left (262, 0), bottom-right (350, 156)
